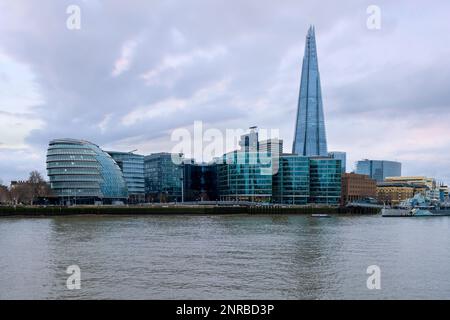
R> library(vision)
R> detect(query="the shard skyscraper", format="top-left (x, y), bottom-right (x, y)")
top-left (292, 26), bottom-right (328, 156)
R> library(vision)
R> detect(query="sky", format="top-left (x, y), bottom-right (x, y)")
top-left (0, 0), bottom-right (450, 185)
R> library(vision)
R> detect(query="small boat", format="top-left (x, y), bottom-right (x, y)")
top-left (311, 214), bottom-right (331, 218)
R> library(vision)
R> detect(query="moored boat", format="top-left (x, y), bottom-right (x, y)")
top-left (382, 207), bottom-right (450, 217)
top-left (382, 193), bottom-right (450, 217)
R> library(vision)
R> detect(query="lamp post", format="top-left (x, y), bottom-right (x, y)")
top-left (179, 153), bottom-right (184, 204)
top-left (180, 169), bottom-right (184, 204)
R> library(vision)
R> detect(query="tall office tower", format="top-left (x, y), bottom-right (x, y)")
top-left (355, 159), bottom-right (402, 182)
top-left (239, 126), bottom-right (259, 152)
top-left (293, 25), bottom-right (328, 156)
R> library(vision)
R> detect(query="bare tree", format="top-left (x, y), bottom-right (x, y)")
top-left (10, 183), bottom-right (33, 205)
top-left (2, 172), bottom-right (52, 205)
top-left (27, 171), bottom-right (52, 205)
top-left (28, 171), bottom-right (45, 184)
top-left (0, 181), bottom-right (11, 204)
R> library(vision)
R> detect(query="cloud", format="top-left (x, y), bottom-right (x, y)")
top-left (122, 78), bottom-right (230, 125)
top-left (0, 111), bottom-right (44, 149)
top-left (0, 51), bottom-right (45, 151)
top-left (140, 45), bottom-right (227, 86)
top-left (0, 0), bottom-right (450, 185)
top-left (0, 147), bottom-right (45, 183)
top-left (111, 38), bottom-right (141, 77)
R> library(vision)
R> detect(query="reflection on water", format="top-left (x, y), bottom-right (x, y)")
top-left (0, 215), bottom-right (449, 299)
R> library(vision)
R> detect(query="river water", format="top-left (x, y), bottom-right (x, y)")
top-left (0, 214), bottom-right (449, 299)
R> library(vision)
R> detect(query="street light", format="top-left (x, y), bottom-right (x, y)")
top-left (179, 153), bottom-right (184, 204)
top-left (180, 169), bottom-right (184, 204)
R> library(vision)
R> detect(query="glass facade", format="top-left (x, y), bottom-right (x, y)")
top-left (144, 153), bottom-right (183, 202)
top-left (183, 163), bottom-right (218, 202)
top-left (107, 151), bottom-right (145, 203)
top-left (309, 157), bottom-right (342, 205)
top-left (329, 151), bottom-right (346, 173)
top-left (46, 139), bottom-right (128, 204)
top-left (293, 25), bottom-right (328, 156)
top-left (355, 160), bottom-right (402, 182)
top-left (273, 155), bottom-right (310, 205)
top-left (217, 151), bottom-right (272, 202)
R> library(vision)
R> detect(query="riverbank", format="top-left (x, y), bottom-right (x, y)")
top-left (0, 205), bottom-right (380, 216)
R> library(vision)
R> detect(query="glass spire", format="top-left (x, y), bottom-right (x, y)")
top-left (293, 25), bottom-right (328, 156)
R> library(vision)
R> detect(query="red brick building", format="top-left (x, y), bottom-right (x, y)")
top-left (341, 173), bottom-right (377, 206)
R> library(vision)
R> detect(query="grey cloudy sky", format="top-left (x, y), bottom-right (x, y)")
top-left (1, 0), bottom-right (450, 184)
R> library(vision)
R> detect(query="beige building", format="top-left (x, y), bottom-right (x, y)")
top-left (376, 183), bottom-right (415, 206)
top-left (385, 176), bottom-right (436, 190)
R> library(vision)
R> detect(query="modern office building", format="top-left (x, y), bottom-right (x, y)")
top-left (183, 163), bottom-right (218, 202)
top-left (293, 26), bottom-right (328, 156)
top-left (259, 138), bottom-right (283, 175)
top-left (217, 128), bottom-right (342, 205)
top-left (144, 153), bottom-right (183, 202)
top-left (329, 151), bottom-right (346, 173)
top-left (309, 157), bottom-right (342, 205)
top-left (259, 139), bottom-right (283, 156)
top-left (107, 151), bottom-right (145, 203)
top-left (239, 126), bottom-right (259, 152)
top-left (355, 159), bottom-right (401, 182)
top-left (217, 151), bottom-right (273, 202)
top-left (341, 173), bottom-right (377, 206)
top-left (273, 155), bottom-right (310, 205)
top-left (238, 127), bottom-right (283, 156)
top-left (46, 139), bottom-right (128, 204)
top-left (218, 153), bottom-right (342, 205)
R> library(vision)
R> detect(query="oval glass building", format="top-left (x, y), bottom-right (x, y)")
top-left (46, 139), bottom-right (128, 204)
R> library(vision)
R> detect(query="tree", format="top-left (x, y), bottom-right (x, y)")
top-left (28, 171), bottom-right (45, 185)
top-left (0, 172), bottom-right (53, 205)
top-left (26, 171), bottom-right (53, 205)
top-left (0, 181), bottom-right (10, 204)
top-left (10, 183), bottom-right (33, 205)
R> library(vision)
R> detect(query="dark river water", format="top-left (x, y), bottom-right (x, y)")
top-left (0, 214), bottom-right (449, 299)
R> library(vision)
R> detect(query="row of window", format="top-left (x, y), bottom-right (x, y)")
top-left (47, 155), bottom-right (96, 162)
top-left (47, 161), bottom-right (100, 168)
top-left (50, 175), bottom-right (101, 182)
top-left (48, 168), bottom-right (100, 175)
top-left (55, 189), bottom-right (103, 196)
top-left (51, 181), bottom-right (100, 187)
top-left (47, 149), bottom-right (96, 156)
